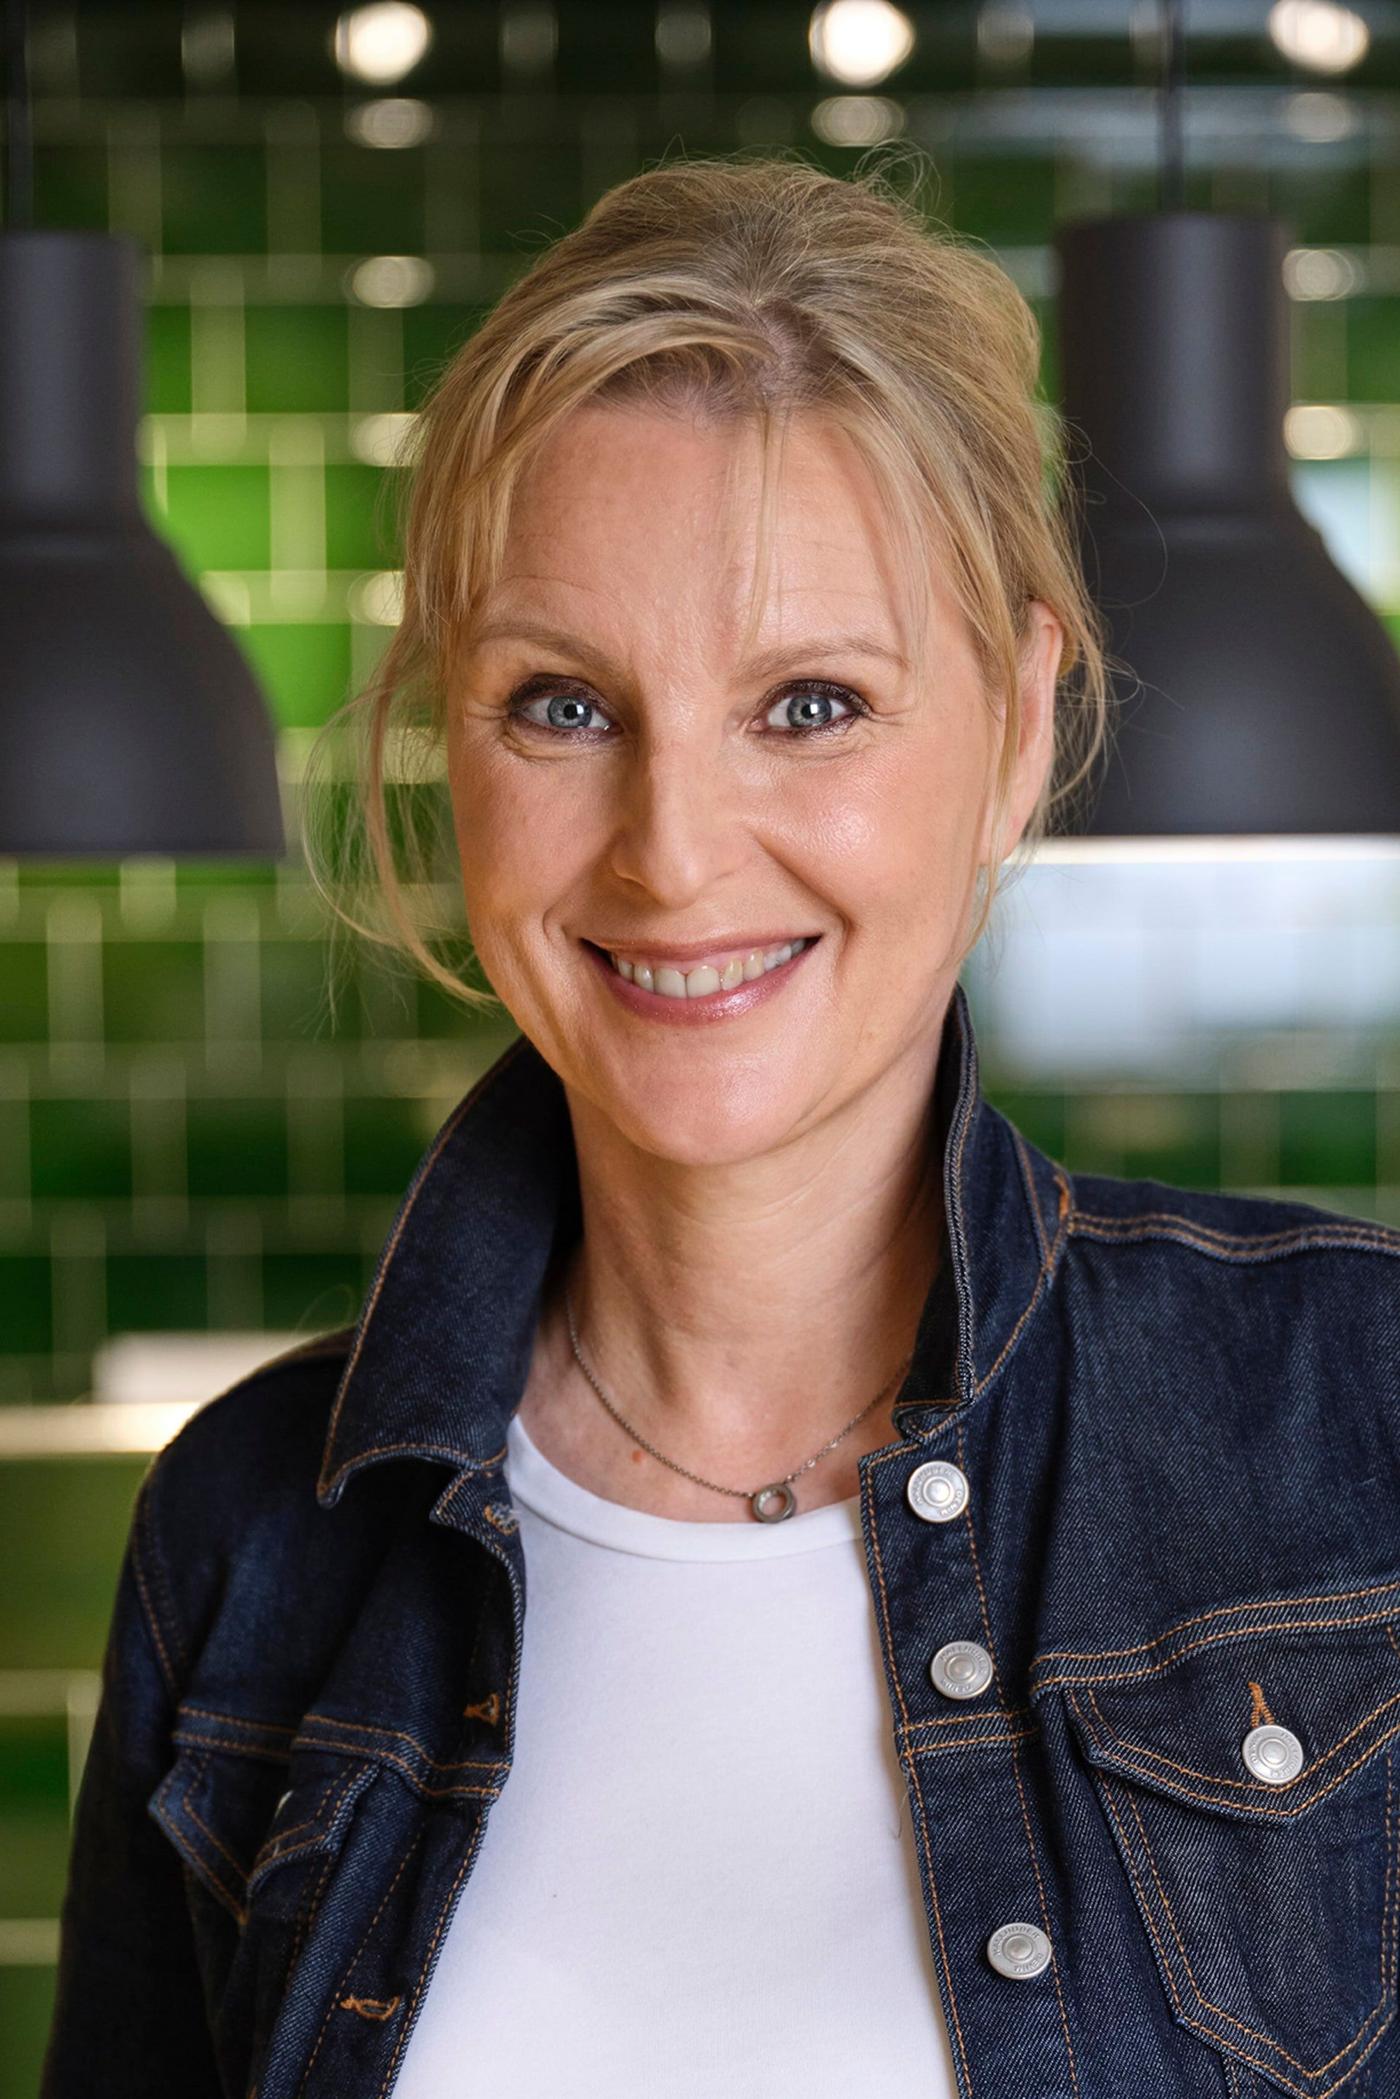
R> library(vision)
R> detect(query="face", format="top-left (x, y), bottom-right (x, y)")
top-left (447, 401), bottom-right (1061, 1167)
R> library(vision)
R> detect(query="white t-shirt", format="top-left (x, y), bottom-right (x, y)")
top-left (391, 1408), bottom-right (958, 2098)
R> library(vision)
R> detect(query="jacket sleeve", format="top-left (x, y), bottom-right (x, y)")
top-left (38, 1463), bottom-right (223, 2097)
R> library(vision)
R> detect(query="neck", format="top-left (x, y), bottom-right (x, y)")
top-left (518, 1042), bottom-right (949, 1520)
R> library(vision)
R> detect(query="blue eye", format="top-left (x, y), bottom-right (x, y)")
top-left (537, 692), bottom-right (601, 733)
top-left (504, 679), bottom-right (611, 737)
top-left (504, 675), bottom-right (868, 740)
top-left (765, 682), bottom-right (861, 736)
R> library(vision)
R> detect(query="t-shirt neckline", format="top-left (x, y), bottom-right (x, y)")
top-left (504, 1409), bottom-right (863, 1562)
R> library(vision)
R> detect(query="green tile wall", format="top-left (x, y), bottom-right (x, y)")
top-left (7, 10), bottom-right (1400, 2091)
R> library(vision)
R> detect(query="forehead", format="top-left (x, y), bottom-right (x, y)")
top-left (486, 401), bottom-right (912, 645)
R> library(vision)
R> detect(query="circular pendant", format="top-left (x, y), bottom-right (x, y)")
top-left (751, 1482), bottom-right (797, 1522)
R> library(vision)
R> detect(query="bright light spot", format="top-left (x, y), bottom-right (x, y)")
top-left (811, 94), bottom-right (905, 145)
top-left (809, 0), bottom-right (914, 88)
top-left (1285, 403), bottom-right (1362, 459)
top-left (1284, 246), bottom-right (1360, 299)
top-left (655, 1), bottom-right (711, 67)
top-left (351, 412), bottom-right (421, 468)
top-left (1283, 88), bottom-right (1359, 141)
top-left (500, 2), bottom-right (557, 73)
top-left (333, 3), bottom-right (432, 86)
top-left (347, 254), bottom-right (435, 307)
top-left (976, 2), bottom-right (1033, 67)
top-left (344, 96), bottom-right (435, 148)
top-left (181, 10), bottom-right (235, 86)
top-left (1268, 1), bottom-right (1370, 76)
top-left (351, 571), bottom-right (405, 625)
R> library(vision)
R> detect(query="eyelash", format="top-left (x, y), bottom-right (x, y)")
top-left (503, 675), bottom-right (869, 741)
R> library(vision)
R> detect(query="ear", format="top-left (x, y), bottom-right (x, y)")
top-left (976, 598), bottom-right (1064, 869)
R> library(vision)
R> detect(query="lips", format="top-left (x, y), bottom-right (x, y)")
top-left (582, 934), bottom-right (820, 973)
top-left (581, 927), bottom-right (820, 1021)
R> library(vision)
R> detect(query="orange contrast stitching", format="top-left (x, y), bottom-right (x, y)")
top-left (296, 1824), bottom-right (431, 2097)
top-left (957, 1418), bottom-right (1081, 2097)
top-left (1384, 1757), bottom-right (1396, 1996)
top-left (1035, 1599), bottom-right (1400, 1693)
top-left (1119, 1776), bottom-right (1391, 2081)
top-left (340, 1995), bottom-right (401, 2021)
top-left (295, 1711), bottom-right (506, 1772)
top-left (295, 1724), bottom-right (507, 1786)
top-left (1093, 1761), bottom-right (1394, 2097)
top-left (1066, 1209), bottom-right (1400, 1254)
top-left (318, 1038), bottom-right (530, 1493)
top-left (180, 1704), bottom-right (296, 1734)
top-left (255, 1789), bottom-right (336, 1861)
top-left (375, 1810), bottom-right (491, 2097)
top-left (1033, 1574), bottom-right (1400, 1673)
top-left (130, 1483), bottom-right (182, 1699)
top-left (1079, 1680), bottom-right (1400, 1801)
top-left (182, 1765), bottom-right (254, 1886)
top-left (170, 1729), bottom-right (504, 1798)
top-left (969, 1168), bottom-right (1073, 1402)
top-left (170, 1732), bottom-right (291, 1766)
top-left (864, 1470), bottom-right (973, 2094)
top-left (900, 1705), bottom-right (1032, 1735)
top-left (251, 1763), bottom-right (367, 1880)
top-left (902, 1747), bottom-right (975, 2094)
top-left (1009, 1123), bottom-right (1052, 1268)
top-left (163, 1815), bottom-right (248, 1925)
top-left (860, 1458), bottom-right (911, 1735)
top-left (1075, 1687), bottom-right (1400, 1819)
top-left (287, 1847), bottom-right (333, 1978)
top-left (909, 1725), bottom-right (1039, 1759)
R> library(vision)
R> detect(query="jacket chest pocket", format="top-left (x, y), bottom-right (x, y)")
top-left (1060, 1606), bottom-right (1400, 2099)
top-left (148, 1716), bottom-right (380, 2083)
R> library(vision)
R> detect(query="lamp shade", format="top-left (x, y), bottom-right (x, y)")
top-left (1053, 211), bottom-right (1400, 838)
top-left (0, 229), bottom-right (286, 855)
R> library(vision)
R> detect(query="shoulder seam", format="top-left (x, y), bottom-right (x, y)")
top-left (1067, 1208), bottom-right (1400, 1261)
top-left (129, 1467), bottom-right (187, 1701)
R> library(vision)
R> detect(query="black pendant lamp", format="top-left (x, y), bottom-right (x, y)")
top-left (1052, 2), bottom-right (1400, 839)
top-left (0, 0), bottom-right (285, 856)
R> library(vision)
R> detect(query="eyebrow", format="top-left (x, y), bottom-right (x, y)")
top-left (466, 616), bottom-right (909, 681)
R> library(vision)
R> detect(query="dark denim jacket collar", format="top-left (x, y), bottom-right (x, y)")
top-left (315, 978), bottom-right (1073, 1510)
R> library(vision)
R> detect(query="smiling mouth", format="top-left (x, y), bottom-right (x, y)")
top-left (583, 935), bottom-right (819, 1000)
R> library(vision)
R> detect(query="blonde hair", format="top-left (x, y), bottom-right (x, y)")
top-left (302, 146), bottom-right (1112, 1020)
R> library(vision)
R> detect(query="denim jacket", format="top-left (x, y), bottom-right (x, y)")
top-left (39, 979), bottom-right (1400, 2099)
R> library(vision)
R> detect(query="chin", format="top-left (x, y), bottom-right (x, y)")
top-left (603, 1080), bottom-right (820, 1166)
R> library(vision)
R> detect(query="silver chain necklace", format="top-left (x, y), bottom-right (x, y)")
top-left (562, 1276), bottom-right (915, 1523)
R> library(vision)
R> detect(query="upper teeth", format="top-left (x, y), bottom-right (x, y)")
top-left (608, 939), bottom-right (811, 998)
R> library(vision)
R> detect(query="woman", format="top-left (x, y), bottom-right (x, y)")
top-left (42, 154), bottom-right (1400, 2099)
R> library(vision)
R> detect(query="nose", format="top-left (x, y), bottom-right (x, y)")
top-left (603, 729), bottom-right (748, 903)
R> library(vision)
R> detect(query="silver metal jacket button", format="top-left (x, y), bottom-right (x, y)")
top-left (929, 1639), bottom-right (993, 1699)
top-left (987, 1921), bottom-right (1052, 1979)
top-left (906, 1459), bottom-right (969, 1523)
top-left (1242, 1723), bottom-right (1305, 1785)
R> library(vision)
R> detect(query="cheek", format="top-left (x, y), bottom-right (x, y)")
top-left (449, 747), bottom-right (578, 907)
top-left (791, 742), bottom-right (984, 915)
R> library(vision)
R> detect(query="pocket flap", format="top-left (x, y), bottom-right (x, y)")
top-left (1061, 1610), bottom-right (1400, 1822)
top-left (149, 1711), bottom-right (377, 1926)
top-left (1039, 1580), bottom-right (1400, 2094)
